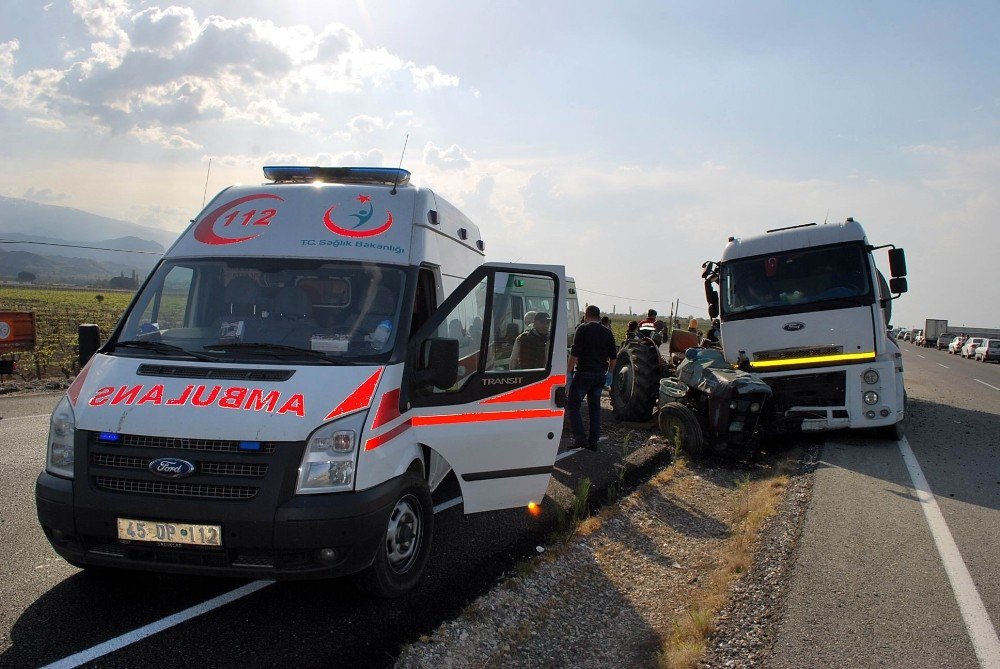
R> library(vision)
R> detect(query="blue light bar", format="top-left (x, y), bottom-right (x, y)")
top-left (98, 432), bottom-right (120, 442)
top-left (262, 166), bottom-right (410, 186)
top-left (238, 441), bottom-right (262, 452)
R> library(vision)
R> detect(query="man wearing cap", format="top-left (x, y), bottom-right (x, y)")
top-left (510, 312), bottom-right (550, 369)
top-left (567, 304), bottom-right (618, 450)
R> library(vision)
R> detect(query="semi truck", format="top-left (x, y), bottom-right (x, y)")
top-left (36, 165), bottom-right (575, 597)
top-left (703, 218), bottom-right (908, 439)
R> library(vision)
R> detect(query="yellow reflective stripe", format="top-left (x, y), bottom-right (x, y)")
top-left (750, 351), bottom-right (876, 368)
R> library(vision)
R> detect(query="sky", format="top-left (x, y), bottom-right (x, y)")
top-left (1, 0), bottom-right (997, 328)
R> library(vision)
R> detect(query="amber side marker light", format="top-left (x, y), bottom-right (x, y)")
top-left (527, 501), bottom-right (542, 517)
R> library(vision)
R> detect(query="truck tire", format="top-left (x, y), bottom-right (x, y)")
top-left (657, 402), bottom-right (706, 459)
top-left (611, 342), bottom-right (660, 422)
top-left (356, 472), bottom-right (434, 598)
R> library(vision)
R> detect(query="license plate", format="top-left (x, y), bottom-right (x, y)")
top-left (117, 518), bottom-right (222, 547)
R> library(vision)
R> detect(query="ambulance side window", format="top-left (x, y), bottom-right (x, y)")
top-left (409, 267), bottom-right (437, 338)
top-left (427, 276), bottom-right (488, 393)
top-left (487, 273), bottom-right (556, 372)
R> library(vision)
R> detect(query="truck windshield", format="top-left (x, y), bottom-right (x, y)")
top-left (116, 258), bottom-right (407, 363)
top-left (720, 243), bottom-right (872, 318)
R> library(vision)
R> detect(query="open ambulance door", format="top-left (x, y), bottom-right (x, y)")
top-left (403, 263), bottom-right (568, 513)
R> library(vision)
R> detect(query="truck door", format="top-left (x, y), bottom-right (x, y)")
top-left (404, 263), bottom-right (567, 513)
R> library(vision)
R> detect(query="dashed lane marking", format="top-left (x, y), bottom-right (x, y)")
top-left (556, 447), bottom-right (582, 461)
top-left (433, 496), bottom-right (463, 513)
top-left (0, 413), bottom-right (51, 421)
top-left (898, 437), bottom-right (1000, 669)
top-left (937, 363), bottom-right (950, 369)
top-left (973, 379), bottom-right (1000, 391)
top-left (917, 354), bottom-right (925, 359)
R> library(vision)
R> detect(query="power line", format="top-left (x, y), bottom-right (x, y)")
top-left (0, 239), bottom-right (163, 255)
top-left (575, 288), bottom-right (705, 312)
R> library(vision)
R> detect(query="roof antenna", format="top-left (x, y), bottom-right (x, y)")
top-left (201, 157), bottom-right (213, 207)
top-left (823, 208), bottom-right (829, 225)
top-left (391, 133), bottom-right (409, 195)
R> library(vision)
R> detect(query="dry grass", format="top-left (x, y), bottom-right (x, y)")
top-left (657, 468), bottom-right (790, 669)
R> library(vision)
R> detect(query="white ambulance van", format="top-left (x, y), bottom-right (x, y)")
top-left (36, 166), bottom-right (570, 597)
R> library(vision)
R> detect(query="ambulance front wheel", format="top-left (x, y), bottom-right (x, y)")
top-left (356, 472), bottom-right (434, 598)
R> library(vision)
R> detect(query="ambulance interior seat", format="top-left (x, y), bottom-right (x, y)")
top-left (225, 276), bottom-right (260, 317)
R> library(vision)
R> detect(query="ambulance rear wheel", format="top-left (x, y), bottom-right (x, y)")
top-left (356, 472), bottom-right (434, 598)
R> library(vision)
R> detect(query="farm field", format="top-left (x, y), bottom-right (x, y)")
top-left (0, 285), bottom-right (134, 379)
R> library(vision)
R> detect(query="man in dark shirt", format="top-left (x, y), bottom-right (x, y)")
top-left (510, 312), bottom-right (550, 369)
top-left (567, 304), bottom-right (618, 449)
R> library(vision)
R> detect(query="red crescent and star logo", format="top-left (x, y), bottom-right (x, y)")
top-left (194, 193), bottom-right (283, 245)
top-left (324, 194), bottom-right (393, 238)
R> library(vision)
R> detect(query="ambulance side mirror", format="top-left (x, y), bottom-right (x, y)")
top-left (415, 338), bottom-right (459, 390)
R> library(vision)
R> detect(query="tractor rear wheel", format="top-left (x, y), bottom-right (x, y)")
top-left (611, 342), bottom-right (660, 422)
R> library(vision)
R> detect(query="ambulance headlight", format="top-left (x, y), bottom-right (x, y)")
top-left (297, 423), bottom-right (357, 494)
top-left (46, 396), bottom-right (76, 479)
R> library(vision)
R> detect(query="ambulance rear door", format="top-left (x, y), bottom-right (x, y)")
top-left (403, 263), bottom-right (567, 513)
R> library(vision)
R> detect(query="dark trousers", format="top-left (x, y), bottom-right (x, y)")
top-left (567, 370), bottom-right (605, 446)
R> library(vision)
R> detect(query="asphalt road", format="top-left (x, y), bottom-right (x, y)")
top-left (0, 391), bottom-right (672, 669)
top-left (771, 340), bottom-right (1000, 668)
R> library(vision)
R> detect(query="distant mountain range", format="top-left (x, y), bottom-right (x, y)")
top-left (0, 196), bottom-right (176, 284)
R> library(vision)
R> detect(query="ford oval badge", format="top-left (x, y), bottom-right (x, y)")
top-left (783, 322), bottom-right (806, 332)
top-left (149, 457), bottom-right (195, 479)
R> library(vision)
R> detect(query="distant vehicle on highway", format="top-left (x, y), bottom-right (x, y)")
top-left (974, 338), bottom-right (1000, 363)
top-left (936, 334), bottom-right (954, 350)
top-left (913, 330), bottom-right (926, 346)
top-left (961, 337), bottom-right (985, 359)
top-left (899, 329), bottom-right (912, 341)
top-left (948, 335), bottom-right (967, 354)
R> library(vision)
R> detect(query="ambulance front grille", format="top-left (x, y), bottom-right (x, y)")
top-left (95, 476), bottom-right (259, 500)
top-left (90, 453), bottom-right (267, 478)
top-left (95, 433), bottom-right (277, 454)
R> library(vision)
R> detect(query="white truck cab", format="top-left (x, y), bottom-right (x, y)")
top-left (703, 219), bottom-right (909, 437)
top-left (36, 166), bottom-right (571, 596)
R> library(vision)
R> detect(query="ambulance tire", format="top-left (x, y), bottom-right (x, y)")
top-left (611, 343), bottom-right (660, 422)
top-left (657, 402), bottom-right (705, 459)
top-left (356, 472), bottom-right (434, 598)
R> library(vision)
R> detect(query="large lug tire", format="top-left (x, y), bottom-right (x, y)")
top-left (657, 402), bottom-right (706, 459)
top-left (610, 342), bottom-right (660, 422)
top-left (356, 472), bottom-right (434, 598)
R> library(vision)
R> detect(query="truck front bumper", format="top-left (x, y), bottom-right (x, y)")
top-left (36, 470), bottom-right (404, 580)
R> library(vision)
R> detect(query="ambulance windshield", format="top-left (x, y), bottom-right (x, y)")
top-left (117, 258), bottom-right (406, 363)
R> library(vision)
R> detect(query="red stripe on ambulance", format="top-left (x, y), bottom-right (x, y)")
top-left (324, 368), bottom-right (384, 421)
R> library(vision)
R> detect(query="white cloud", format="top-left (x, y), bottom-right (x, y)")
top-left (423, 142), bottom-right (471, 170)
top-left (24, 186), bottom-right (70, 202)
top-left (25, 117), bottom-right (67, 131)
top-left (0, 8), bottom-right (462, 149)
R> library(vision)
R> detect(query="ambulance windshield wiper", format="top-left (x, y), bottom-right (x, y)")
top-left (205, 343), bottom-right (352, 365)
top-left (111, 340), bottom-right (219, 362)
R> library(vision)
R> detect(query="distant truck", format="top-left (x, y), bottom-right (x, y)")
top-left (703, 218), bottom-right (908, 439)
top-left (924, 319), bottom-right (948, 347)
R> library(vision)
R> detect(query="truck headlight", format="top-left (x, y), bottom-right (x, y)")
top-left (46, 396), bottom-right (76, 479)
top-left (862, 369), bottom-right (879, 385)
top-left (296, 424), bottom-right (357, 494)
top-left (863, 391), bottom-right (879, 406)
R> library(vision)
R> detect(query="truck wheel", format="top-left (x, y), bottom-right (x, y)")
top-left (611, 343), bottom-right (660, 422)
top-left (356, 472), bottom-right (434, 598)
top-left (657, 402), bottom-right (705, 459)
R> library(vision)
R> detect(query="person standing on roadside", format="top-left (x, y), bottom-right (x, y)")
top-left (567, 304), bottom-right (617, 450)
top-left (639, 309), bottom-right (657, 327)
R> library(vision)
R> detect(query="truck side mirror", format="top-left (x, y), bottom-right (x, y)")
top-left (889, 277), bottom-right (908, 294)
top-left (705, 283), bottom-right (719, 319)
top-left (414, 338), bottom-right (459, 390)
top-left (79, 324), bottom-right (101, 367)
top-left (888, 248), bottom-right (907, 277)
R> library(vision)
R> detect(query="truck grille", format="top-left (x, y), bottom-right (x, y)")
top-left (95, 476), bottom-right (258, 500)
top-left (754, 345), bottom-right (843, 362)
top-left (764, 371), bottom-right (846, 415)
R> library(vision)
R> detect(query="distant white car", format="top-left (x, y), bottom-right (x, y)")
top-left (948, 336), bottom-right (966, 354)
top-left (960, 337), bottom-right (984, 358)
top-left (974, 338), bottom-right (999, 363)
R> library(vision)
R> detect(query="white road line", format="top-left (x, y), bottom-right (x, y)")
top-left (433, 496), bottom-right (463, 513)
top-left (556, 447), bottom-right (582, 461)
top-left (917, 354), bottom-right (926, 359)
top-left (974, 379), bottom-right (1000, 391)
top-left (0, 413), bottom-right (50, 421)
top-left (898, 437), bottom-right (1000, 669)
top-left (45, 494), bottom-right (468, 668)
top-left (41, 580), bottom-right (274, 669)
top-left (937, 363), bottom-right (950, 369)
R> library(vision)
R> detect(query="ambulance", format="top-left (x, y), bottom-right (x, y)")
top-left (36, 166), bottom-right (571, 597)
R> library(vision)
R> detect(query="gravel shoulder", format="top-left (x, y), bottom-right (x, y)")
top-left (395, 442), bottom-right (818, 668)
